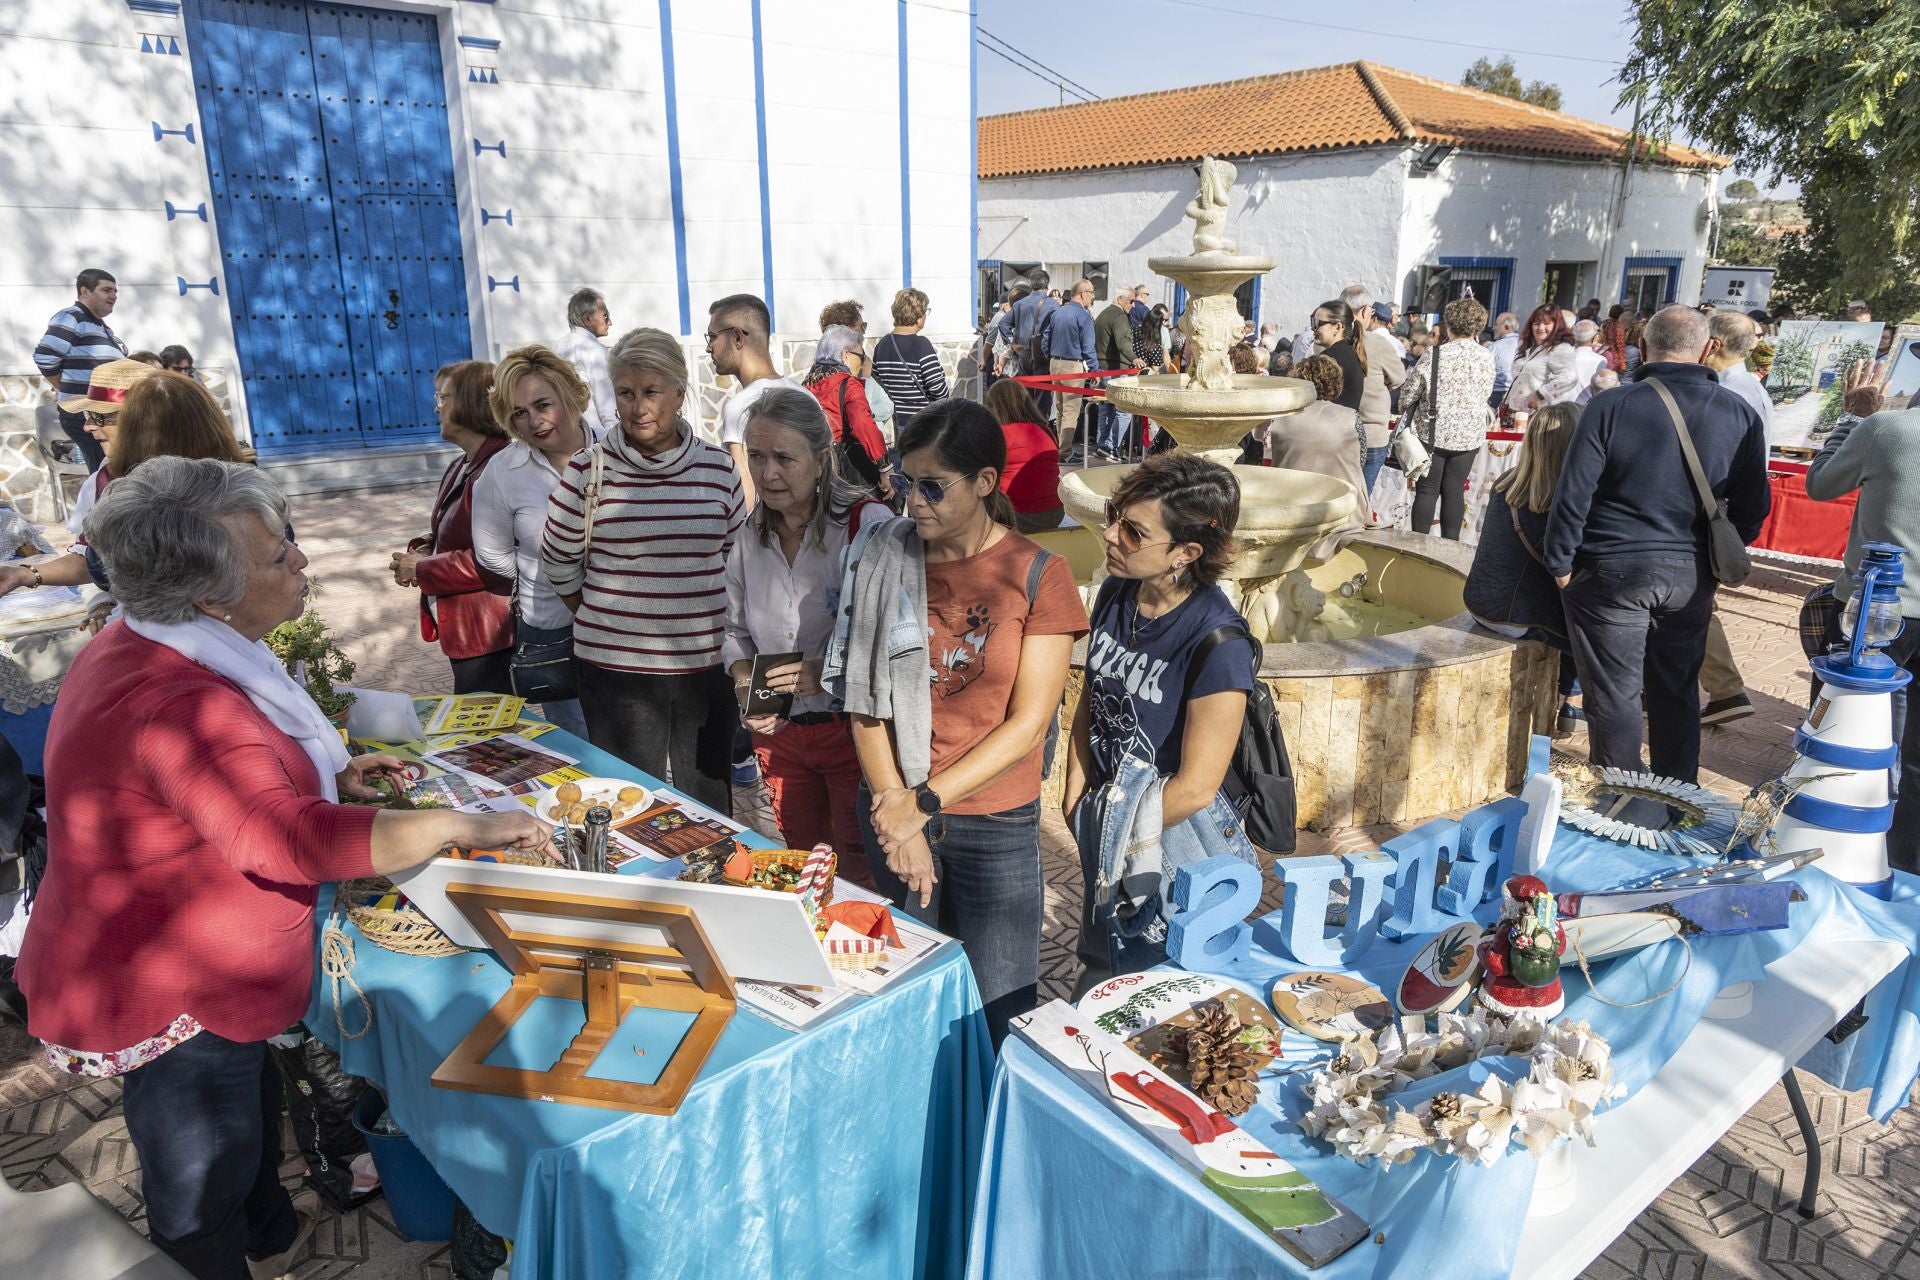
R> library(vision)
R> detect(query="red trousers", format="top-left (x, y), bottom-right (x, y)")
top-left (753, 716), bottom-right (872, 887)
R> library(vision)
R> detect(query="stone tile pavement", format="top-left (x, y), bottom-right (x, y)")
top-left (4, 487), bottom-right (1915, 1280)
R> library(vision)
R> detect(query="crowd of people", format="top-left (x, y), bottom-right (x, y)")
top-left (5, 258), bottom-right (1920, 1279)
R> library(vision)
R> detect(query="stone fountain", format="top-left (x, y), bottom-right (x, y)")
top-left (1057, 156), bottom-right (1359, 642)
top-left (1040, 157), bottom-right (1560, 831)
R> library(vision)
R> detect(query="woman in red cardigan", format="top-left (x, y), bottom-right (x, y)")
top-left (389, 360), bottom-right (516, 692)
top-left (18, 458), bottom-right (550, 1280)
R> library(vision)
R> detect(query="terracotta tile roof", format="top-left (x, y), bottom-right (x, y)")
top-left (978, 61), bottom-right (1727, 179)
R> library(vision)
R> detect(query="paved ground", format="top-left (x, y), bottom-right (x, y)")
top-left (3, 486), bottom-right (1915, 1279)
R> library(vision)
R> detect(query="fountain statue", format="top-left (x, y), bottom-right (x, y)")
top-left (1058, 157), bottom-right (1361, 642)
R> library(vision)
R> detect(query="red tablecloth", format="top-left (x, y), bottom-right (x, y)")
top-left (1754, 465), bottom-right (1855, 563)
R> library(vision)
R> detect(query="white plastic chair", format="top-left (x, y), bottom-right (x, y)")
top-left (0, 1173), bottom-right (191, 1279)
top-left (32, 403), bottom-right (91, 524)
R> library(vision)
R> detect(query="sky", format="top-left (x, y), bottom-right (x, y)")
top-left (973, 0), bottom-right (1785, 197)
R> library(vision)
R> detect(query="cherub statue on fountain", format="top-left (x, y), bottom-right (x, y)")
top-left (1186, 156), bottom-right (1238, 255)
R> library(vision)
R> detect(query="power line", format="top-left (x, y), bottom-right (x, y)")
top-left (1156, 0), bottom-right (1624, 68)
top-left (977, 27), bottom-right (1102, 103)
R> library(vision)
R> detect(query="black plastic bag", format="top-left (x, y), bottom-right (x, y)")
top-left (269, 1027), bottom-right (376, 1211)
top-left (451, 1198), bottom-right (509, 1280)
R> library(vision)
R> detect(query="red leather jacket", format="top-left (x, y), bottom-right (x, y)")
top-left (412, 437), bottom-right (514, 659)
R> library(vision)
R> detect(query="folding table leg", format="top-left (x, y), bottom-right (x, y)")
top-left (1781, 1070), bottom-right (1820, 1218)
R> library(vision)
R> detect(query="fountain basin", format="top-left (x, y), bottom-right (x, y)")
top-left (1034, 530), bottom-right (1560, 833)
top-left (1103, 374), bottom-right (1317, 452)
top-left (1058, 461), bottom-right (1356, 581)
top-left (1149, 253), bottom-right (1278, 295)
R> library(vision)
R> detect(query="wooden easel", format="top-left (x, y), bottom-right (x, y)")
top-left (430, 881), bottom-right (736, 1114)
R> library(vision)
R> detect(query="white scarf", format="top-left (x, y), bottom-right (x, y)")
top-left (126, 614), bottom-right (351, 801)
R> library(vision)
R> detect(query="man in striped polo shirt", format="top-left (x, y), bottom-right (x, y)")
top-left (33, 269), bottom-right (127, 473)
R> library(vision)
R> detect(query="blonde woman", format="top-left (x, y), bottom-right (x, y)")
top-left (541, 329), bottom-right (745, 809)
top-left (473, 345), bottom-right (598, 739)
top-left (870, 287), bottom-right (949, 431)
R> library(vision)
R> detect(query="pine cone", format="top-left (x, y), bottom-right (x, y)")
top-left (1429, 1091), bottom-right (1463, 1122)
top-left (1186, 999), bottom-right (1261, 1116)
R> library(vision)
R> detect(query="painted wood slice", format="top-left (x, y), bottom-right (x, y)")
top-left (1079, 973), bottom-right (1282, 1074)
top-left (1269, 971), bottom-right (1392, 1042)
top-left (1561, 912), bottom-right (1684, 966)
top-left (1396, 922), bottom-right (1484, 1015)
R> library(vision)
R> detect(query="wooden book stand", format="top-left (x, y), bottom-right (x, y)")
top-left (430, 881), bottom-right (736, 1114)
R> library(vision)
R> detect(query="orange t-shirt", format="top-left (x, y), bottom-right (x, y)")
top-left (925, 531), bottom-right (1089, 816)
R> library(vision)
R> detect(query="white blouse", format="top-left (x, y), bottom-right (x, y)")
top-left (471, 434), bottom-right (597, 631)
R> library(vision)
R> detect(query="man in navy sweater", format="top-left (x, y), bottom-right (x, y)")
top-left (1543, 305), bottom-right (1771, 784)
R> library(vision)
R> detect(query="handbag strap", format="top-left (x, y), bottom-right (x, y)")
top-left (1645, 378), bottom-right (1718, 516)
top-left (1508, 498), bottom-right (1547, 568)
top-left (1425, 342), bottom-right (1443, 438)
top-left (579, 441), bottom-right (606, 562)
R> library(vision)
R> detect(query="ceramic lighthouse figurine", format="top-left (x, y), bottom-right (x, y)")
top-left (1475, 875), bottom-right (1567, 1021)
top-left (1769, 541), bottom-right (1911, 898)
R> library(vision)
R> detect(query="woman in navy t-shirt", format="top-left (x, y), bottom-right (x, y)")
top-left (1062, 453), bottom-right (1258, 983)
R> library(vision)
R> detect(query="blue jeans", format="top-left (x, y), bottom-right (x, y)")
top-left (120, 1031), bottom-right (298, 1279)
top-left (859, 788), bottom-right (1042, 1048)
top-left (1097, 402), bottom-right (1134, 457)
top-left (1360, 445), bottom-right (1388, 498)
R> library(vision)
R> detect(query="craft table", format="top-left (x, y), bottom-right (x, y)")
top-left (308, 726), bottom-right (991, 1280)
top-left (966, 823), bottom-right (1920, 1280)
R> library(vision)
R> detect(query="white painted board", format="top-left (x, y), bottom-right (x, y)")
top-left (388, 856), bottom-right (835, 990)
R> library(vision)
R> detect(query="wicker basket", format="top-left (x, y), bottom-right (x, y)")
top-left (339, 851), bottom-right (547, 958)
top-left (724, 848), bottom-right (837, 911)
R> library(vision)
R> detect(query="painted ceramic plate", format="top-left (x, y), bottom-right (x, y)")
top-left (530, 777), bottom-right (653, 826)
top-left (1269, 971), bottom-right (1393, 1042)
top-left (1396, 922), bottom-right (1484, 1015)
top-left (1561, 912), bottom-right (1684, 967)
top-left (1078, 973), bottom-right (1283, 1074)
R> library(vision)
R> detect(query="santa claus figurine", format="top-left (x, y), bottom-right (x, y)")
top-left (1475, 874), bottom-right (1567, 1021)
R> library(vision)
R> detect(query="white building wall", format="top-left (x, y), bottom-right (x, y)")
top-left (0, 0), bottom-right (974, 446)
top-left (978, 149), bottom-right (1406, 336)
top-left (980, 147), bottom-right (1716, 338)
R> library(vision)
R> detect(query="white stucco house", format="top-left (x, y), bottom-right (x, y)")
top-left (976, 62), bottom-right (1728, 335)
top-left (0, 0), bottom-right (974, 486)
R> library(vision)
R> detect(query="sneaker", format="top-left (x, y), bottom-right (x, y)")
top-left (248, 1208), bottom-right (316, 1280)
top-left (1702, 693), bottom-right (1754, 725)
top-left (730, 756), bottom-right (761, 787)
top-left (1554, 700), bottom-right (1586, 738)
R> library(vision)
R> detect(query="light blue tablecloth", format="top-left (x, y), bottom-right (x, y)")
top-left (308, 728), bottom-right (992, 1280)
top-left (967, 819), bottom-right (1920, 1280)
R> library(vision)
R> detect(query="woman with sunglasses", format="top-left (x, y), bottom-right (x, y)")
top-left (725, 386), bottom-right (894, 886)
top-left (1310, 299), bottom-right (1401, 494)
top-left (851, 398), bottom-right (1087, 1045)
top-left (1062, 453), bottom-right (1258, 985)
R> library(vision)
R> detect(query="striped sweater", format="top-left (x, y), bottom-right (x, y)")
top-left (33, 302), bottom-right (127, 399)
top-left (540, 423), bottom-right (745, 674)
top-left (869, 331), bottom-right (949, 427)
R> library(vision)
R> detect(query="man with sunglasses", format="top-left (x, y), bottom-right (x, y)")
top-left (33, 267), bottom-right (126, 473)
top-left (708, 293), bottom-right (794, 510)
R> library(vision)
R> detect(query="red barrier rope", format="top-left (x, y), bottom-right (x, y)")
top-left (1009, 369), bottom-right (1140, 400)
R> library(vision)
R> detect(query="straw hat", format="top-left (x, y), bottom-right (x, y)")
top-left (58, 358), bottom-right (158, 416)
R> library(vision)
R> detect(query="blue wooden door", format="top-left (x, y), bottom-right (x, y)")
top-left (187, 0), bottom-right (469, 456)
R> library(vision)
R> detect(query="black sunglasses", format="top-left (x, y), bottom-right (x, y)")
top-left (889, 471), bottom-right (973, 507)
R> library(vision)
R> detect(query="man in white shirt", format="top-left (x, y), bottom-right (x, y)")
top-left (707, 292), bottom-right (794, 510)
top-left (1705, 311), bottom-right (1773, 430)
top-left (1570, 320), bottom-right (1609, 404)
top-left (554, 288), bottom-right (617, 435)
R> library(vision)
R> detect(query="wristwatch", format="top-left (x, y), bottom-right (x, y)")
top-left (913, 782), bottom-right (942, 816)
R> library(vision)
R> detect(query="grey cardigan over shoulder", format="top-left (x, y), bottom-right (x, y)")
top-left (827, 517), bottom-right (934, 786)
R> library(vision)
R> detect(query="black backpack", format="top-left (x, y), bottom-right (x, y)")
top-left (1185, 623), bottom-right (1297, 854)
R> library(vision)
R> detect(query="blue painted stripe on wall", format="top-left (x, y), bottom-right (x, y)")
top-left (968, 0), bottom-right (977, 323)
top-left (897, 0), bottom-right (911, 288)
top-left (749, 0), bottom-right (775, 328)
top-left (657, 0), bottom-right (691, 335)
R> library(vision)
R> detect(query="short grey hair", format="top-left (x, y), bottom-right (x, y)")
top-left (1340, 285), bottom-right (1374, 314)
top-left (85, 457), bottom-right (288, 624)
top-left (1709, 310), bottom-right (1758, 359)
top-left (742, 385), bottom-right (871, 551)
top-left (607, 326), bottom-right (688, 389)
top-left (1644, 304), bottom-right (1711, 363)
top-left (813, 325), bottom-right (864, 370)
top-left (1572, 320), bottom-right (1600, 345)
top-left (566, 287), bottom-right (604, 329)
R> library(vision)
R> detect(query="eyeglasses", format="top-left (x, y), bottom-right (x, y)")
top-left (889, 471), bottom-right (973, 507)
top-left (1105, 500), bottom-right (1175, 552)
top-left (704, 326), bottom-right (747, 348)
top-left (1312, 318), bottom-right (1340, 330)
top-left (83, 411), bottom-right (111, 427)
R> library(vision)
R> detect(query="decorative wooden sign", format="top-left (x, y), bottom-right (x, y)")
top-left (1013, 999), bottom-right (1369, 1270)
top-left (430, 881), bottom-right (735, 1114)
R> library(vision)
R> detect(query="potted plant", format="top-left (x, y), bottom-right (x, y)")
top-left (266, 603), bottom-right (358, 725)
